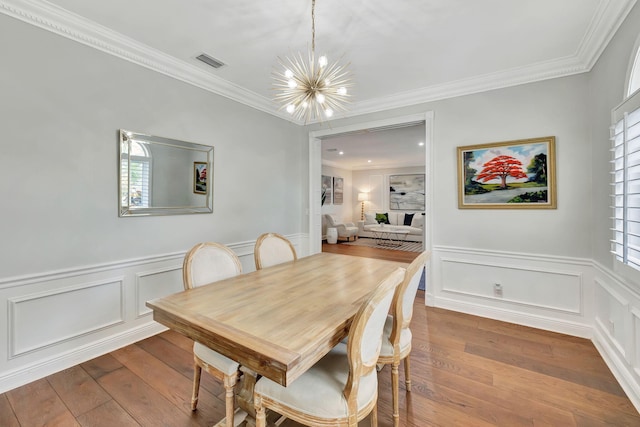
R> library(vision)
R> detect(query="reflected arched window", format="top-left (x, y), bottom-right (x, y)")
top-left (629, 41), bottom-right (640, 95)
top-left (121, 141), bottom-right (151, 207)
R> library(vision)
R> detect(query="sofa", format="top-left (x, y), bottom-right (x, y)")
top-left (358, 211), bottom-right (424, 242)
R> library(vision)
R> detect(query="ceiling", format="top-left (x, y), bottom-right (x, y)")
top-left (3, 0), bottom-right (636, 123)
top-left (2, 0), bottom-right (636, 169)
top-left (321, 123), bottom-right (426, 170)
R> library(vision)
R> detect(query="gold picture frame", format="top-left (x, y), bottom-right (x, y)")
top-left (457, 136), bottom-right (556, 209)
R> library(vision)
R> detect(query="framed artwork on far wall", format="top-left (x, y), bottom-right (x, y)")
top-left (193, 162), bottom-right (207, 194)
top-left (457, 136), bottom-right (556, 209)
top-left (321, 175), bottom-right (332, 205)
top-left (333, 177), bottom-right (344, 204)
top-left (389, 174), bottom-right (425, 210)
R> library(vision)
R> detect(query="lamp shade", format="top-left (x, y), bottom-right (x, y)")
top-left (357, 192), bottom-right (369, 202)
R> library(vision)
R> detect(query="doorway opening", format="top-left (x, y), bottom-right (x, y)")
top-left (308, 112), bottom-right (433, 258)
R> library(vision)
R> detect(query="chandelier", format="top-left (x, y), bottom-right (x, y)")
top-left (273, 0), bottom-right (352, 123)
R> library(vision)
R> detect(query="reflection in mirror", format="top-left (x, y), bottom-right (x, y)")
top-left (119, 130), bottom-right (213, 216)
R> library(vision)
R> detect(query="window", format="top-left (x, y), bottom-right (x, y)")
top-left (611, 89), bottom-right (640, 270)
top-left (120, 141), bottom-right (151, 207)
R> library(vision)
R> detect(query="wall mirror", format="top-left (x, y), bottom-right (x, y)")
top-left (119, 129), bottom-right (213, 216)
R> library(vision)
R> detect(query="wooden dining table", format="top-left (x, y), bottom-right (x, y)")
top-left (146, 252), bottom-right (406, 425)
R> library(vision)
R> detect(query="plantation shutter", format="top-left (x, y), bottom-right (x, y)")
top-left (611, 89), bottom-right (640, 269)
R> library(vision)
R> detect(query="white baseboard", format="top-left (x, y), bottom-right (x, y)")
top-left (0, 321), bottom-right (165, 394)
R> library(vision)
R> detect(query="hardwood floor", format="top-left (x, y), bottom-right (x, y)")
top-left (322, 240), bottom-right (420, 263)
top-left (2, 244), bottom-right (638, 426)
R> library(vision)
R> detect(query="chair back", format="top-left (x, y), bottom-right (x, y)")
top-left (183, 242), bottom-right (243, 289)
top-left (389, 251), bottom-right (431, 346)
top-left (344, 268), bottom-right (404, 407)
top-left (254, 233), bottom-right (297, 270)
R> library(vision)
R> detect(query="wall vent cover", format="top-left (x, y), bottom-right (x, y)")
top-left (196, 53), bottom-right (225, 69)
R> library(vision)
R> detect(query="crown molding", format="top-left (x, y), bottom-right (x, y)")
top-left (0, 0), bottom-right (291, 121)
top-left (1, 0), bottom-right (636, 125)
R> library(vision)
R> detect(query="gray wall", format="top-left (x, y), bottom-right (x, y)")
top-left (0, 14), bottom-right (306, 278)
top-left (589, 3), bottom-right (640, 270)
top-left (309, 75), bottom-right (592, 259)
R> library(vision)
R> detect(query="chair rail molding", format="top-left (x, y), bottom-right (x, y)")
top-left (0, 233), bottom-right (306, 394)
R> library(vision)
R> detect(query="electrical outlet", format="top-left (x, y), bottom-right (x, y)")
top-left (493, 283), bottom-right (503, 297)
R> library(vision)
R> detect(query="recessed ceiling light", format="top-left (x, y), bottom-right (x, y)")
top-left (367, 160), bottom-right (372, 163)
top-left (339, 151), bottom-right (344, 155)
top-left (418, 142), bottom-right (424, 146)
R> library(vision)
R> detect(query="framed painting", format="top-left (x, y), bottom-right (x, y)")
top-left (457, 136), bottom-right (556, 209)
top-left (389, 174), bottom-right (425, 210)
top-left (333, 177), bottom-right (344, 205)
top-left (321, 175), bottom-right (332, 205)
top-left (193, 161), bottom-right (207, 194)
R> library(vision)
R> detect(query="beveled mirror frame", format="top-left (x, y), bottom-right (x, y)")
top-left (119, 129), bottom-right (214, 216)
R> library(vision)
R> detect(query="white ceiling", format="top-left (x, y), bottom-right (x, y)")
top-left (2, 0), bottom-right (636, 122)
top-left (321, 124), bottom-right (426, 170)
top-left (2, 0), bottom-right (636, 168)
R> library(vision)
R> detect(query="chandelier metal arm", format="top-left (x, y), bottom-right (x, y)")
top-left (272, 0), bottom-right (352, 123)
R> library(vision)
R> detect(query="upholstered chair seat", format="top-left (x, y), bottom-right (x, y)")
top-left (254, 267), bottom-right (404, 427)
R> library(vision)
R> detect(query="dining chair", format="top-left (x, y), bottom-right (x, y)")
top-left (182, 242), bottom-right (243, 425)
top-left (377, 250), bottom-right (431, 427)
top-left (253, 232), bottom-right (297, 270)
top-left (253, 267), bottom-right (404, 427)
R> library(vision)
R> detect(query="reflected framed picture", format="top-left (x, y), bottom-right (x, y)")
top-left (194, 161), bottom-right (207, 194)
top-left (457, 136), bottom-right (556, 209)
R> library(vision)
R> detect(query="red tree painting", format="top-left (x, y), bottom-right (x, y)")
top-left (476, 155), bottom-right (527, 189)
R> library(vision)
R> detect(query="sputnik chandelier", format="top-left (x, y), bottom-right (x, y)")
top-left (273, 0), bottom-right (352, 123)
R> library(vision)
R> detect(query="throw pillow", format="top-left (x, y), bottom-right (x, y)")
top-left (375, 212), bottom-right (390, 224)
top-left (364, 213), bottom-right (377, 225)
top-left (403, 213), bottom-right (415, 226)
top-left (411, 214), bottom-right (424, 228)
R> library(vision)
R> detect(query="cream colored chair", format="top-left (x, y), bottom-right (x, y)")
top-left (254, 267), bottom-right (404, 427)
top-left (324, 214), bottom-right (358, 241)
top-left (377, 250), bottom-right (431, 427)
top-left (182, 242), bottom-right (243, 425)
top-left (254, 232), bottom-right (297, 270)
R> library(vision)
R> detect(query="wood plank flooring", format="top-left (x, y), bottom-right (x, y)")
top-left (2, 245), bottom-right (638, 426)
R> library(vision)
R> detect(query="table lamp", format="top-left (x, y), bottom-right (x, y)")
top-left (357, 192), bottom-right (369, 220)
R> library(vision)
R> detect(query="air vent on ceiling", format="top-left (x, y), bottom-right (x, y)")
top-left (196, 53), bottom-right (225, 69)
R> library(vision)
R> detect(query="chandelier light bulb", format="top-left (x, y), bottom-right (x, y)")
top-left (272, 0), bottom-right (352, 123)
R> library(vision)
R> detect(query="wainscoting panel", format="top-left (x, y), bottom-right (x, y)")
top-left (8, 278), bottom-right (124, 358)
top-left (440, 258), bottom-right (582, 314)
top-left (594, 277), bottom-right (630, 361)
top-left (432, 246), bottom-right (594, 338)
top-left (592, 264), bottom-right (640, 414)
top-left (136, 267), bottom-right (183, 317)
top-left (0, 233), bottom-right (306, 394)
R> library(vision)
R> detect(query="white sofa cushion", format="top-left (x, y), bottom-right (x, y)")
top-left (364, 212), bottom-right (377, 225)
top-left (411, 214), bottom-right (424, 228)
